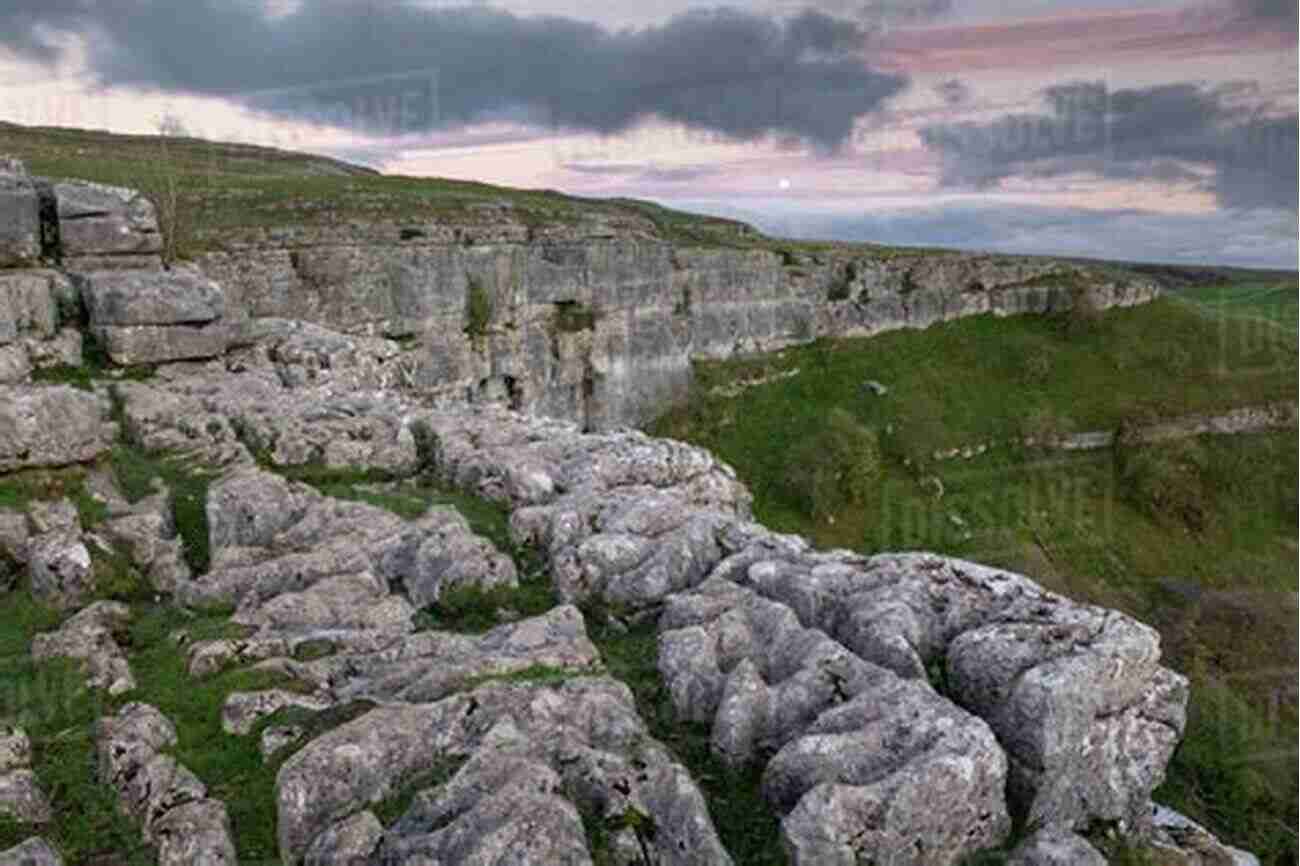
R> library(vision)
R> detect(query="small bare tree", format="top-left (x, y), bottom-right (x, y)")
top-left (148, 111), bottom-right (189, 266)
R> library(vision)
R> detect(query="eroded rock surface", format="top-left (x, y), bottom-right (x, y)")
top-left (0, 837), bottom-right (63, 866)
top-left (94, 703), bottom-right (237, 866)
top-left (31, 600), bottom-right (135, 694)
top-left (0, 385), bottom-right (115, 472)
top-left (414, 404), bottom-right (1190, 858)
top-left (277, 677), bottom-right (732, 866)
top-left (0, 726), bottom-right (51, 824)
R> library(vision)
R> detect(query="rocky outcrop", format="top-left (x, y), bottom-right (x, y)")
top-left (0, 157), bottom-right (41, 268)
top-left (0, 269), bottom-right (81, 383)
top-left (0, 838), bottom-right (63, 866)
top-left (0, 155), bottom-right (1162, 429)
top-left (277, 676), bottom-right (732, 866)
top-left (31, 600), bottom-right (136, 694)
top-left (196, 229), bottom-right (1159, 429)
top-left (0, 726), bottom-right (52, 825)
top-left (79, 266), bottom-right (229, 364)
top-left (416, 404), bottom-right (1189, 857)
top-left (50, 178), bottom-right (163, 271)
top-left (0, 385), bottom-right (115, 472)
top-left (0, 155), bottom-right (1237, 865)
top-left (94, 703), bottom-right (237, 866)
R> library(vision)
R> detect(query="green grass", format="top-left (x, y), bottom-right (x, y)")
top-left (0, 121), bottom-right (762, 257)
top-left (0, 467), bottom-right (106, 530)
top-left (0, 589), bottom-right (152, 863)
top-left (107, 443), bottom-right (216, 576)
top-left (1167, 279), bottom-right (1298, 335)
top-left (371, 755), bottom-right (469, 826)
top-left (584, 614), bottom-right (787, 866)
top-left (648, 290), bottom-right (1298, 865)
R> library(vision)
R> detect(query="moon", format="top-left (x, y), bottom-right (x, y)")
top-left (777, 178), bottom-right (791, 190)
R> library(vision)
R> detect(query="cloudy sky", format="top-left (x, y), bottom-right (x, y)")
top-left (1, 0), bottom-right (1295, 267)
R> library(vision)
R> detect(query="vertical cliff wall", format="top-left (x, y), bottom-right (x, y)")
top-left (195, 220), bottom-right (1160, 430)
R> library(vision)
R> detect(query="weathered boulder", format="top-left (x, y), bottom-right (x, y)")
top-left (659, 578), bottom-right (1011, 866)
top-left (80, 265), bottom-right (223, 327)
top-left (0, 838), bottom-right (63, 866)
top-left (221, 689), bottom-right (333, 736)
top-left (25, 530), bottom-right (93, 609)
top-left (51, 179), bottom-right (162, 270)
top-left (94, 703), bottom-right (237, 865)
top-left (1005, 827), bottom-right (1108, 866)
top-left (731, 550), bottom-right (1189, 830)
top-left (0, 726), bottom-right (51, 824)
top-left (1149, 804), bottom-right (1262, 866)
top-left (262, 604), bottom-right (599, 704)
top-left (0, 270), bottom-right (60, 344)
top-left (303, 810), bottom-right (383, 866)
top-left (277, 677), bottom-right (731, 866)
top-left (101, 499), bottom-right (192, 596)
top-left (31, 600), bottom-right (136, 694)
top-left (94, 322), bottom-right (229, 365)
top-left (374, 505), bottom-right (517, 609)
top-left (0, 385), bottom-right (115, 472)
top-left (0, 158), bottom-right (41, 268)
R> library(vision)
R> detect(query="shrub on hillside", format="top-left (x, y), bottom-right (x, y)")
top-left (784, 408), bottom-right (882, 520)
top-left (464, 275), bottom-right (492, 338)
top-left (1114, 419), bottom-right (1210, 532)
top-left (1062, 283), bottom-right (1105, 337)
top-left (1020, 407), bottom-right (1075, 451)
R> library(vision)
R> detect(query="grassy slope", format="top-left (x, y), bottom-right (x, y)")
top-left (650, 276), bottom-right (1299, 864)
top-left (0, 121), bottom-right (758, 250)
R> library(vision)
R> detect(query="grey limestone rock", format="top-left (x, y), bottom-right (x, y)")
top-left (94, 702), bottom-right (237, 865)
top-left (0, 159), bottom-right (41, 268)
top-left (80, 265), bottom-right (223, 327)
top-left (1005, 827), bottom-right (1108, 866)
top-left (303, 810), bottom-right (384, 866)
top-left (658, 579), bottom-right (1011, 866)
top-left (276, 677), bottom-right (732, 866)
top-left (31, 600), bottom-right (136, 694)
top-left (0, 270), bottom-right (61, 345)
top-left (25, 531), bottom-right (93, 610)
top-left (267, 604), bottom-right (600, 705)
top-left (52, 179), bottom-right (162, 269)
top-left (0, 838), bottom-right (63, 866)
top-left (0, 727), bottom-right (51, 825)
top-left (93, 321), bottom-right (229, 365)
top-left (0, 385), bottom-right (115, 472)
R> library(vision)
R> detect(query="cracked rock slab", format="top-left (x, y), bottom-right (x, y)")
top-left (0, 838), bottom-right (63, 866)
top-left (659, 578), bottom-right (1010, 866)
top-left (0, 385), bottom-right (115, 472)
top-left (80, 265), bottom-right (224, 327)
top-left (94, 703), bottom-right (237, 865)
top-left (31, 600), bottom-right (136, 694)
top-left (277, 677), bottom-right (732, 866)
top-left (0, 726), bottom-right (51, 824)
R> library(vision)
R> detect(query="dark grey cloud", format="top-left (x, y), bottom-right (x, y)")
top-left (0, 1), bottom-right (906, 150)
top-left (920, 81), bottom-right (1298, 210)
top-left (561, 162), bottom-right (719, 183)
top-left (934, 79), bottom-right (969, 106)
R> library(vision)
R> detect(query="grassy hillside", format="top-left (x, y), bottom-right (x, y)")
top-left (651, 274), bottom-right (1299, 864)
top-left (0, 121), bottom-right (767, 252)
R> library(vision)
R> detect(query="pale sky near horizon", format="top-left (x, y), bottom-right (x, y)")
top-left (0, 0), bottom-right (1295, 267)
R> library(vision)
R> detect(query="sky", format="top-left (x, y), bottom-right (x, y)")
top-left (0, 0), bottom-right (1295, 268)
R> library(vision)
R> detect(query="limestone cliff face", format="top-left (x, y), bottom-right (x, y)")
top-left (195, 218), bottom-right (1160, 429)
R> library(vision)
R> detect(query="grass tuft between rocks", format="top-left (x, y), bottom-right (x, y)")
top-left (582, 612), bottom-right (788, 866)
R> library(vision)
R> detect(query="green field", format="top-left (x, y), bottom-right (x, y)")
top-left (651, 276), bottom-right (1299, 864)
